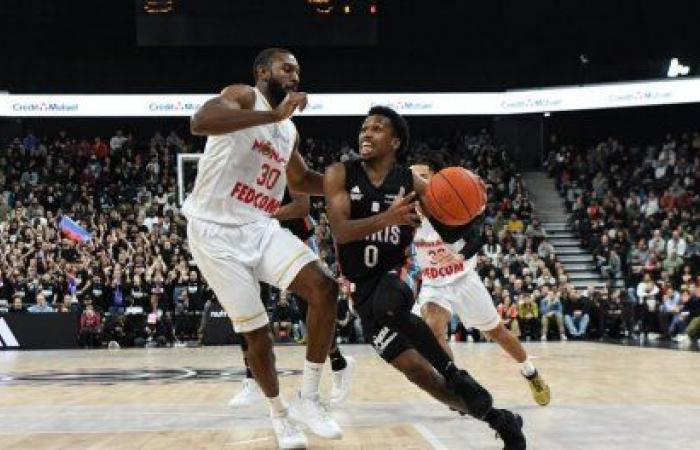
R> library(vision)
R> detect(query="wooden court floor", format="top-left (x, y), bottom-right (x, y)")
top-left (1, 342), bottom-right (698, 449)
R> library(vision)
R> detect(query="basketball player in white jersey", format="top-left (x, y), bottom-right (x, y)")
top-left (183, 48), bottom-right (341, 449)
top-left (410, 161), bottom-right (551, 407)
top-left (229, 189), bottom-right (355, 409)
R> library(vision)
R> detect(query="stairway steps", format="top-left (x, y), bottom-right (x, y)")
top-left (549, 238), bottom-right (581, 246)
top-left (562, 263), bottom-right (597, 272)
top-left (547, 230), bottom-right (576, 238)
top-left (555, 247), bottom-right (589, 255)
top-left (524, 172), bottom-right (626, 292)
top-left (559, 254), bottom-right (594, 263)
top-left (565, 271), bottom-right (599, 277)
top-left (571, 279), bottom-right (625, 290)
top-left (543, 223), bottom-right (568, 231)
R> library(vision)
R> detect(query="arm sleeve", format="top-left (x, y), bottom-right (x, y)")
top-left (428, 214), bottom-right (485, 259)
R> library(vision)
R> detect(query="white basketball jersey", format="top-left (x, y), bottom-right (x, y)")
top-left (414, 217), bottom-right (476, 287)
top-left (182, 88), bottom-right (297, 226)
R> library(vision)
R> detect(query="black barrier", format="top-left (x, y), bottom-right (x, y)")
top-left (0, 309), bottom-right (238, 350)
top-left (0, 313), bottom-right (79, 350)
top-left (201, 309), bottom-right (238, 346)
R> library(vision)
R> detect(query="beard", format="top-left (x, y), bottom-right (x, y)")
top-left (267, 77), bottom-right (289, 106)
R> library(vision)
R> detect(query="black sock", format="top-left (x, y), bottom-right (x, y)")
top-left (240, 340), bottom-right (252, 379)
top-left (329, 347), bottom-right (347, 372)
top-left (243, 356), bottom-right (253, 379)
top-left (484, 408), bottom-right (503, 427)
top-left (391, 312), bottom-right (458, 379)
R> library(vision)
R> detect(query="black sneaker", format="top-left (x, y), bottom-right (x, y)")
top-left (446, 369), bottom-right (493, 419)
top-left (490, 409), bottom-right (526, 450)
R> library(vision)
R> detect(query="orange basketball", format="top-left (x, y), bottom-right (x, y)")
top-left (424, 167), bottom-right (487, 226)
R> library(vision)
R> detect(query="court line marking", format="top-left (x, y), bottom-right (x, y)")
top-left (412, 422), bottom-right (448, 450)
top-left (225, 436), bottom-right (273, 446)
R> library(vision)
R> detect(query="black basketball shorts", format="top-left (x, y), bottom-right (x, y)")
top-left (354, 271), bottom-right (415, 362)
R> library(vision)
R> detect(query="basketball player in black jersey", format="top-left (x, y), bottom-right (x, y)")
top-left (229, 188), bottom-right (355, 408)
top-left (324, 106), bottom-right (526, 449)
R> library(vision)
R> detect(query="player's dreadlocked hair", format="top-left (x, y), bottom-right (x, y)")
top-left (368, 105), bottom-right (410, 162)
top-left (253, 47), bottom-right (293, 79)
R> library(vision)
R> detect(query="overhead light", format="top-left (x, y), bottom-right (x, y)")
top-left (307, 0), bottom-right (333, 14)
top-left (667, 58), bottom-right (690, 78)
top-left (143, 0), bottom-right (174, 14)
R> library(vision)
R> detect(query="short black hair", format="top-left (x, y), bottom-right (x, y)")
top-left (368, 105), bottom-right (410, 159)
top-left (419, 152), bottom-right (447, 173)
top-left (253, 47), bottom-right (293, 79)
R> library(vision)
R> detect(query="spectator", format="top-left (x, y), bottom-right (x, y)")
top-left (674, 289), bottom-right (700, 342)
top-left (335, 290), bottom-right (358, 344)
top-left (563, 289), bottom-right (590, 339)
top-left (92, 137), bottom-right (109, 159)
top-left (537, 239), bottom-right (556, 260)
top-left (79, 304), bottom-right (102, 348)
top-left (109, 275), bottom-right (127, 316)
top-left (8, 294), bottom-right (26, 313)
top-left (658, 288), bottom-right (682, 339)
top-left (271, 291), bottom-right (296, 342)
top-left (602, 290), bottom-right (626, 339)
top-left (535, 267), bottom-right (556, 289)
top-left (128, 274), bottom-right (149, 310)
top-left (540, 289), bottom-right (565, 340)
top-left (110, 130), bottom-right (128, 153)
top-left (27, 293), bottom-right (54, 313)
top-left (482, 235), bottom-right (502, 263)
top-left (497, 291), bottom-right (520, 337)
top-left (648, 230), bottom-right (666, 256)
top-left (62, 293), bottom-right (80, 313)
top-left (666, 230), bottom-right (687, 258)
top-left (144, 310), bottom-right (174, 347)
top-left (90, 275), bottom-right (108, 313)
top-left (635, 273), bottom-right (660, 337)
top-left (517, 293), bottom-right (540, 340)
top-left (506, 213), bottom-right (524, 235)
top-left (185, 270), bottom-right (205, 311)
top-left (173, 290), bottom-right (196, 341)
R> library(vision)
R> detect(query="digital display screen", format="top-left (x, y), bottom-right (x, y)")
top-left (137, 0), bottom-right (379, 47)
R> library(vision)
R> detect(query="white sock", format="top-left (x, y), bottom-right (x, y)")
top-left (520, 358), bottom-right (536, 377)
top-left (300, 360), bottom-right (324, 400)
top-left (267, 395), bottom-right (288, 417)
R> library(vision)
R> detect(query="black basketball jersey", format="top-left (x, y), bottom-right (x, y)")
top-left (336, 160), bottom-right (415, 298)
top-left (279, 188), bottom-right (314, 241)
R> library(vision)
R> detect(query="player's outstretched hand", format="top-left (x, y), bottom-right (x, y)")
top-left (273, 92), bottom-right (308, 121)
top-left (385, 187), bottom-right (421, 227)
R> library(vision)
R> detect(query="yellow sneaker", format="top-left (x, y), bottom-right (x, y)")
top-left (525, 370), bottom-right (551, 406)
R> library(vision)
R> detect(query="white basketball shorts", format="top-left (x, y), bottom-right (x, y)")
top-left (187, 216), bottom-right (318, 333)
top-left (416, 270), bottom-right (500, 331)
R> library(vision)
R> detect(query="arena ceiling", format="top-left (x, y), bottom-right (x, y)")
top-left (1, 0), bottom-right (697, 93)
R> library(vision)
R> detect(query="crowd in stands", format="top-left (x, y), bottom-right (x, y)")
top-left (546, 132), bottom-right (700, 343)
top-left (0, 129), bottom-right (209, 347)
top-left (7, 124), bottom-right (696, 349)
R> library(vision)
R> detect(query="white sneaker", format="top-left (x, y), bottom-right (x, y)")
top-left (674, 334), bottom-right (689, 344)
top-left (290, 392), bottom-right (343, 439)
top-left (330, 356), bottom-right (355, 406)
top-left (271, 413), bottom-right (308, 449)
top-left (560, 334), bottom-right (568, 341)
top-left (228, 378), bottom-right (264, 407)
